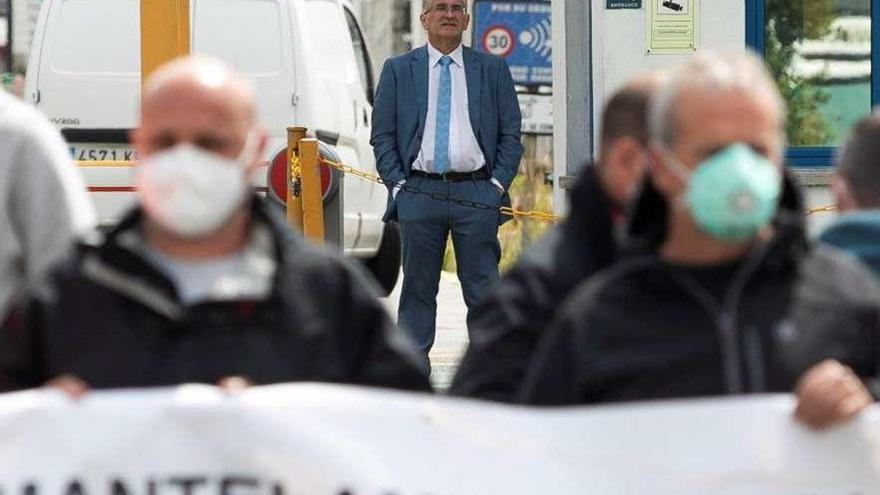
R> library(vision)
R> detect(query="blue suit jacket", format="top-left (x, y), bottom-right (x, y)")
top-left (370, 45), bottom-right (523, 222)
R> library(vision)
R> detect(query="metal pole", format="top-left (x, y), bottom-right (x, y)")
top-left (551, 0), bottom-right (592, 216)
top-left (140, 0), bottom-right (190, 85)
top-left (299, 138), bottom-right (325, 243)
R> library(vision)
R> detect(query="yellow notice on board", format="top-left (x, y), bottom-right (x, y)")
top-left (647, 0), bottom-right (698, 54)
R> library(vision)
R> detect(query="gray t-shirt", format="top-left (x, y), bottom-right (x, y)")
top-left (131, 224), bottom-right (276, 306)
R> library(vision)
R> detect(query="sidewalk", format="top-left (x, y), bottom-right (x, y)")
top-left (382, 271), bottom-right (469, 391)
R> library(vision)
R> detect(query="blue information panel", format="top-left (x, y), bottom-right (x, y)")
top-left (472, 1), bottom-right (552, 87)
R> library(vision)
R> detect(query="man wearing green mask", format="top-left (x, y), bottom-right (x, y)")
top-left (519, 52), bottom-right (880, 430)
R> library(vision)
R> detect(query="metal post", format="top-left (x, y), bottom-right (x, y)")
top-left (299, 138), bottom-right (325, 243)
top-left (551, 0), bottom-right (592, 216)
top-left (140, 0), bottom-right (190, 85)
top-left (286, 126), bottom-right (307, 229)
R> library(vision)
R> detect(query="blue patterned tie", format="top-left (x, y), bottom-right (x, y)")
top-left (434, 55), bottom-right (453, 174)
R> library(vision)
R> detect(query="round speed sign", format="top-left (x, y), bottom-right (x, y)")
top-left (482, 26), bottom-right (514, 57)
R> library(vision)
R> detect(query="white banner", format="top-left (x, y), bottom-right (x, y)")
top-left (0, 384), bottom-right (878, 494)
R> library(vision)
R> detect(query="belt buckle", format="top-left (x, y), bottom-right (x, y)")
top-left (441, 171), bottom-right (453, 182)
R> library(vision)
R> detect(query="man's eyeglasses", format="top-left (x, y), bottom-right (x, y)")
top-left (426, 3), bottom-right (468, 15)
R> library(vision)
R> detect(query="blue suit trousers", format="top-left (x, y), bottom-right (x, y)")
top-left (396, 177), bottom-right (502, 370)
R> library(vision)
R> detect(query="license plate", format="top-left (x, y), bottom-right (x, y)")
top-left (70, 144), bottom-right (136, 162)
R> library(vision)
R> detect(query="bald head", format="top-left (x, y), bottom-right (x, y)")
top-left (143, 57), bottom-right (254, 123)
top-left (134, 56), bottom-right (261, 163)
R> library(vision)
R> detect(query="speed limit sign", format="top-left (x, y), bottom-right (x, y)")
top-left (482, 26), bottom-right (514, 57)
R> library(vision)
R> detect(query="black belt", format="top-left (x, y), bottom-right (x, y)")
top-left (409, 167), bottom-right (490, 182)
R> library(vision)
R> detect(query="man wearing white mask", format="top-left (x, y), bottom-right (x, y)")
top-left (0, 56), bottom-right (430, 394)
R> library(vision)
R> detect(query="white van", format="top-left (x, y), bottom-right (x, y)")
top-left (25, 0), bottom-right (401, 293)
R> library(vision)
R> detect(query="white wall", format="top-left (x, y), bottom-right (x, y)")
top-left (588, 0), bottom-right (836, 232)
top-left (11, 0), bottom-right (43, 71)
top-left (591, 0), bottom-right (746, 137)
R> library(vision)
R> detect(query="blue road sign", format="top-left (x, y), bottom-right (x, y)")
top-left (472, 1), bottom-right (552, 87)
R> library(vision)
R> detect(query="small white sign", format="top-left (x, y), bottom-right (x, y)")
top-left (518, 93), bottom-right (553, 135)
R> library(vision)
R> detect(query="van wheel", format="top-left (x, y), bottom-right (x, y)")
top-left (365, 221), bottom-right (401, 296)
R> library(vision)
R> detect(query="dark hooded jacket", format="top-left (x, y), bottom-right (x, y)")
top-left (0, 198), bottom-right (431, 392)
top-left (518, 175), bottom-right (880, 405)
top-left (451, 165), bottom-right (619, 401)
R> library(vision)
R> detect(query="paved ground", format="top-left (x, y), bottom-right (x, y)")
top-left (382, 271), bottom-right (469, 391)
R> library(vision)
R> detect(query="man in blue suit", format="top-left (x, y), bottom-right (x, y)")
top-left (371, 0), bottom-right (523, 369)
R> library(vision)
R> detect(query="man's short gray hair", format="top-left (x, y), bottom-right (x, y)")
top-left (648, 51), bottom-right (786, 147)
top-left (423, 0), bottom-right (466, 12)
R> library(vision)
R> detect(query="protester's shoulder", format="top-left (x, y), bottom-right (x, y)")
top-left (508, 226), bottom-right (564, 275)
top-left (0, 92), bottom-right (62, 145)
top-left (798, 243), bottom-right (880, 306)
top-left (270, 217), bottom-right (383, 301)
top-left (10, 239), bottom-right (96, 312)
top-left (818, 211), bottom-right (880, 247)
top-left (506, 215), bottom-right (607, 286)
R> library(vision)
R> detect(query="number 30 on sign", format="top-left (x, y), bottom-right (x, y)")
top-left (482, 25), bottom-right (514, 57)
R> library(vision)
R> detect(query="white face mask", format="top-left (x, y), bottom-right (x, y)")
top-left (136, 137), bottom-right (255, 238)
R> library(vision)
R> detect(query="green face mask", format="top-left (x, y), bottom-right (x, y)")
top-left (663, 143), bottom-right (781, 242)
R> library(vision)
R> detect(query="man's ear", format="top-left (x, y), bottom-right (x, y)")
top-left (420, 12), bottom-right (429, 30)
top-left (831, 174), bottom-right (858, 212)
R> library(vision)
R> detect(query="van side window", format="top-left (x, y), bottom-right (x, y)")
top-left (343, 7), bottom-right (375, 105)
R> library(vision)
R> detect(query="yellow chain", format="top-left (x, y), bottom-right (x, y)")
top-left (319, 158), bottom-right (561, 223)
top-left (317, 157), bottom-right (837, 222)
top-left (805, 205), bottom-right (837, 215)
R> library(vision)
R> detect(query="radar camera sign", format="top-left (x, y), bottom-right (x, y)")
top-left (473, 1), bottom-right (552, 87)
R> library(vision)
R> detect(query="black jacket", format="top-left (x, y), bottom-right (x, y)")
top-left (0, 199), bottom-right (431, 392)
top-left (450, 165), bottom-right (618, 401)
top-left (519, 176), bottom-right (880, 405)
